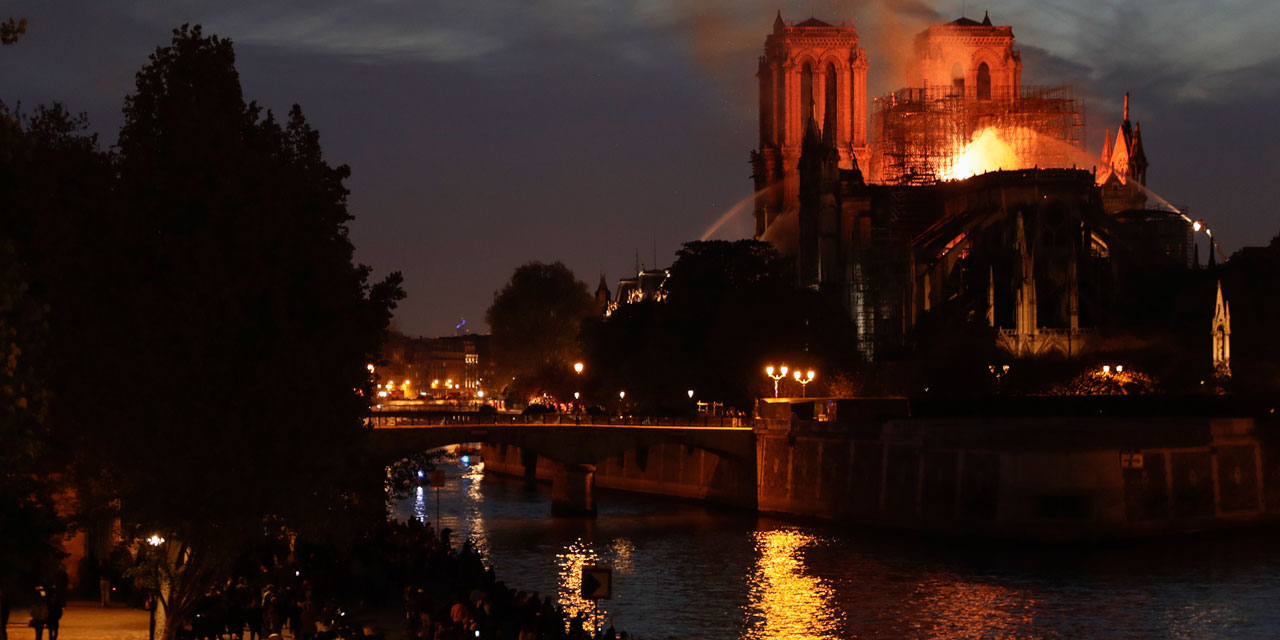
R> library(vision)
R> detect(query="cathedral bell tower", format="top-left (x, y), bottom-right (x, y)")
top-left (751, 12), bottom-right (868, 240)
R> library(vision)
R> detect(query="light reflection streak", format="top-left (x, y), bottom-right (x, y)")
top-left (745, 529), bottom-right (844, 640)
top-left (557, 538), bottom-right (606, 633)
top-left (462, 460), bottom-right (489, 557)
top-left (609, 538), bottom-right (635, 574)
top-left (412, 485), bottom-right (427, 523)
top-left (917, 579), bottom-right (1037, 639)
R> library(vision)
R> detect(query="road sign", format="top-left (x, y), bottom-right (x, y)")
top-left (429, 470), bottom-right (446, 488)
top-left (580, 565), bottom-right (612, 600)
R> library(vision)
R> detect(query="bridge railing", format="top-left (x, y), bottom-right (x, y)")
top-left (367, 413), bottom-right (759, 429)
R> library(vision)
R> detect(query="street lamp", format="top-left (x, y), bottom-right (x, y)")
top-left (792, 370), bottom-right (816, 397)
top-left (765, 365), bottom-right (789, 398)
top-left (687, 389), bottom-right (694, 399)
top-left (573, 362), bottom-right (584, 411)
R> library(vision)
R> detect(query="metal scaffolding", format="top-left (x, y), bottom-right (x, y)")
top-left (870, 85), bottom-right (1084, 186)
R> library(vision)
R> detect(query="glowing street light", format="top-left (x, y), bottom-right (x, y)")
top-left (765, 365), bottom-right (789, 398)
top-left (619, 390), bottom-right (626, 400)
top-left (792, 369), bottom-right (816, 397)
top-left (687, 389), bottom-right (695, 399)
top-left (572, 362), bottom-right (584, 409)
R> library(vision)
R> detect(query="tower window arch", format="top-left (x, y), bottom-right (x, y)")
top-left (800, 62), bottom-right (815, 121)
top-left (824, 62), bottom-right (838, 139)
top-left (977, 62), bottom-right (992, 100)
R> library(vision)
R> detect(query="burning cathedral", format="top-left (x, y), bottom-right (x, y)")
top-left (749, 12), bottom-right (1189, 361)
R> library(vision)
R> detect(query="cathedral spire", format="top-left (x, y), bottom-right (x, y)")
top-left (1123, 91), bottom-right (1130, 122)
top-left (773, 9), bottom-right (785, 32)
top-left (1130, 121), bottom-right (1148, 185)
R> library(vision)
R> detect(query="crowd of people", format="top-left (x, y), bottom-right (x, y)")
top-left (6, 519), bottom-right (627, 640)
top-left (170, 519), bottom-right (626, 640)
top-left (355, 519), bottom-right (625, 640)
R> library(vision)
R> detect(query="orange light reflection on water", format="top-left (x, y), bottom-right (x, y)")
top-left (745, 529), bottom-right (844, 640)
top-left (916, 578), bottom-right (1040, 639)
top-left (557, 538), bottom-right (605, 631)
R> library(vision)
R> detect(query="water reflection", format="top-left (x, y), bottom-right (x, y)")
top-left (917, 579), bottom-right (1037, 639)
top-left (462, 460), bottom-right (490, 557)
top-left (388, 462), bottom-right (1280, 640)
top-left (609, 538), bottom-right (635, 574)
top-left (412, 485), bottom-right (427, 522)
top-left (745, 528), bottom-right (844, 640)
top-left (557, 538), bottom-right (607, 632)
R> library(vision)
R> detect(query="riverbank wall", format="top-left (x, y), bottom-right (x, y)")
top-left (482, 439), bottom-right (757, 509)
top-left (756, 405), bottom-right (1277, 540)
top-left (481, 398), bottom-right (1280, 540)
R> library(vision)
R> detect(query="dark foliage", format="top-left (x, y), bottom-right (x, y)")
top-left (581, 240), bottom-right (860, 411)
top-left (2, 25), bottom-right (402, 637)
top-left (486, 261), bottom-right (593, 400)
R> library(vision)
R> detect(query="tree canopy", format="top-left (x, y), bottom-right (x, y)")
top-left (486, 261), bottom-right (593, 401)
top-left (581, 240), bottom-right (860, 411)
top-left (1, 25), bottom-right (402, 637)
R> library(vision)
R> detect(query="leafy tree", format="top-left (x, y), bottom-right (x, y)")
top-left (0, 25), bottom-right (82, 596)
top-left (582, 240), bottom-right (860, 411)
top-left (486, 261), bottom-right (593, 401)
top-left (35, 25), bottom-right (403, 638)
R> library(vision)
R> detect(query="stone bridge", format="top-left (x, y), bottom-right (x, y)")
top-left (368, 413), bottom-right (757, 516)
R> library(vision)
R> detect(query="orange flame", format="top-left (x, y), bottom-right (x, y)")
top-left (944, 127), bottom-right (1024, 180)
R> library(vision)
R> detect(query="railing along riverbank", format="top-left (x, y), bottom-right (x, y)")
top-left (367, 412), bottom-right (759, 428)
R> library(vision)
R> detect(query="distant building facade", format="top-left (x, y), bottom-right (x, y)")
top-left (380, 332), bottom-right (492, 396)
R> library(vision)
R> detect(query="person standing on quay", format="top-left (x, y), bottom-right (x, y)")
top-left (98, 563), bottom-right (111, 607)
top-left (43, 589), bottom-right (61, 640)
top-left (27, 587), bottom-right (49, 640)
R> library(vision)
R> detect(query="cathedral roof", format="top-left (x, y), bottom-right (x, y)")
top-left (947, 12), bottom-right (994, 27)
top-left (795, 17), bottom-right (833, 27)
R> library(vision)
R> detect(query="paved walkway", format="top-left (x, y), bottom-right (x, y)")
top-left (4, 601), bottom-right (149, 640)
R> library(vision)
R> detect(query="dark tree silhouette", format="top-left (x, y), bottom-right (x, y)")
top-left (486, 261), bottom-right (593, 401)
top-left (581, 240), bottom-right (860, 411)
top-left (26, 25), bottom-right (404, 638)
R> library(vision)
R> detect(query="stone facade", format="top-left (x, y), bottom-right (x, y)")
top-left (751, 12), bottom-right (868, 239)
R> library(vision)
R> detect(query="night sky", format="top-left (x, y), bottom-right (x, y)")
top-left (4, 1), bottom-right (1278, 336)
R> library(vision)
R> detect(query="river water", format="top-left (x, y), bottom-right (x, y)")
top-left (390, 458), bottom-right (1280, 639)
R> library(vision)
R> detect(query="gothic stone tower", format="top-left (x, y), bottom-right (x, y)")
top-left (751, 12), bottom-right (868, 239)
top-left (904, 12), bottom-right (1022, 102)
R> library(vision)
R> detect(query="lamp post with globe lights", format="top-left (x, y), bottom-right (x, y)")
top-left (792, 369), bottom-right (816, 397)
top-left (765, 365), bottom-right (789, 398)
